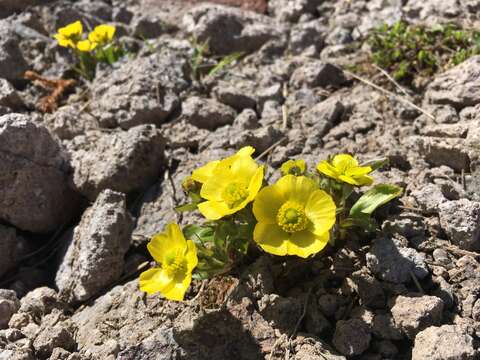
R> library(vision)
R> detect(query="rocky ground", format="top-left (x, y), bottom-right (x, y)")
top-left (0, 0), bottom-right (480, 359)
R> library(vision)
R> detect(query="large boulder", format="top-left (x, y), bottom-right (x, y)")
top-left (0, 113), bottom-right (79, 233)
top-left (55, 190), bottom-right (134, 304)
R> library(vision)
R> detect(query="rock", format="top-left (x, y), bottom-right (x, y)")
top-left (391, 295), bottom-right (444, 339)
top-left (317, 294), bottom-right (339, 317)
top-left (132, 14), bottom-right (168, 39)
top-left (117, 327), bottom-right (182, 360)
top-left (16, 287), bottom-right (63, 319)
top-left (268, 0), bottom-right (322, 22)
top-left (56, 190), bottom-right (134, 303)
top-left (183, 3), bottom-right (284, 55)
top-left (293, 335), bottom-right (346, 360)
top-left (333, 318), bottom-right (371, 356)
top-left (0, 290), bottom-right (20, 329)
top-left (366, 236), bottom-right (429, 284)
top-left (213, 80), bottom-right (257, 111)
top-left (412, 325), bottom-right (478, 360)
top-left (290, 61), bottom-right (346, 89)
top-left (438, 199), bottom-right (480, 251)
top-left (43, 105), bottom-right (97, 140)
top-left (229, 125), bottom-right (283, 153)
top-left (411, 184), bottom-right (446, 215)
top-left (233, 108), bottom-right (258, 130)
top-left (351, 271), bottom-right (385, 309)
top-left (67, 125), bottom-right (165, 200)
top-left (0, 79), bottom-right (23, 110)
top-left (182, 96), bottom-right (236, 130)
top-left (412, 136), bottom-right (470, 172)
top-left (372, 314), bottom-right (403, 340)
top-left (0, 113), bottom-right (79, 233)
top-left (0, 225), bottom-right (17, 278)
top-left (91, 49), bottom-right (188, 129)
top-left (289, 20), bottom-right (326, 56)
top-left (0, 27), bottom-right (28, 81)
top-left (426, 56), bottom-right (480, 109)
top-left (33, 325), bottom-right (75, 359)
top-left (0, 1), bottom-right (53, 18)
top-left (258, 294), bottom-right (302, 331)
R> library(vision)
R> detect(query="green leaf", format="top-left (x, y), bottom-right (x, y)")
top-left (175, 203), bottom-right (198, 212)
top-left (350, 184), bottom-right (403, 217)
top-left (360, 157), bottom-right (389, 171)
top-left (183, 224), bottom-right (214, 245)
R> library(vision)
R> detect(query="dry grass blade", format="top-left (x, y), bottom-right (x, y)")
top-left (341, 68), bottom-right (435, 121)
top-left (24, 70), bottom-right (76, 113)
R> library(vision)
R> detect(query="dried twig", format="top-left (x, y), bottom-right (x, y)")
top-left (24, 70), bottom-right (76, 113)
top-left (341, 68), bottom-right (435, 120)
top-left (372, 63), bottom-right (413, 99)
top-left (410, 270), bottom-right (424, 294)
top-left (282, 82), bottom-right (288, 130)
top-left (255, 137), bottom-right (287, 161)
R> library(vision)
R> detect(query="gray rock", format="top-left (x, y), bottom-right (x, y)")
top-left (366, 236), bottom-right (429, 284)
top-left (413, 136), bottom-right (470, 172)
top-left (293, 335), bottom-right (346, 360)
top-left (289, 20), bottom-right (326, 56)
top-left (391, 295), bottom-right (444, 339)
top-left (43, 105), bottom-right (97, 140)
top-left (351, 271), bottom-right (385, 309)
top-left (67, 125), bottom-right (165, 200)
top-left (233, 109), bottom-right (258, 130)
top-left (117, 327), bottom-right (183, 360)
top-left (132, 14), bottom-right (167, 39)
top-left (33, 325), bottom-right (75, 359)
top-left (213, 81), bottom-right (257, 111)
top-left (411, 184), bottom-right (446, 215)
top-left (92, 49), bottom-right (188, 129)
top-left (372, 314), bottom-right (403, 340)
top-left (268, 0), bottom-right (322, 22)
top-left (333, 318), bottom-right (371, 356)
top-left (425, 55), bottom-right (480, 108)
top-left (438, 199), bottom-right (480, 251)
top-left (290, 61), bottom-right (346, 89)
top-left (0, 79), bottom-right (23, 110)
top-left (0, 113), bottom-right (79, 233)
top-left (16, 287), bottom-right (63, 319)
top-left (183, 4), bottom-right (284, 55)
top-left (0, 0), bottom-right (52, 18)
top-left (0, 290), bottom-right (20, 329)
top-left (412, 325), bottom-right (478, 360)
top-left (0, 225), bottom-right (17, 278)
top-left (56, 190), bottom-right (134, 303)
top-left (0, 27), bottom-right (28, 81)
top-left (229, 125), bottom-right (284, 154)
top-left (182, 96), bottom-right (236, 130)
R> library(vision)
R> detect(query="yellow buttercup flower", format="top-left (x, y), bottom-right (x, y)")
top-left (281, 159), bottom-right (306, 176)
top-left (54, 21), bottom-right (83, 48)
top-left (192, 146), bottom-right (264, 220)
top-left (317, 154), bottom-right (373, 186)
top-left (139, 223), bottom-right (198, 301)
top-left (76, 39), bottom-right (97, 52)
top-left (88, 24), bottom-right (116, 45)
top-left (253, 175), bottom-right (336, 258)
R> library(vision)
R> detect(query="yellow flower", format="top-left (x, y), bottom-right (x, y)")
top-left (139, 223), bottom-right (198, 301)
top-left (192, 146), bottom-right (264, 220)
top-left (281, 159), bottom-right (306, 176)
top-left (76, 39), bottom-right (97, 52)
top-left (253, 175), bottom-right (336, 258)
top-left (54, 21), bottom-right (83, 48)
top-left (88, 24), bottom-right (116, 45)
top-left (317, 154), bottom-right (373, 186)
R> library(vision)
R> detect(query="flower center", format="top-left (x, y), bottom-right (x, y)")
top-left (222, 182), bottom-right (248, 208)
top-left (163, 248), bottom-right (187, 277)
top-left (276, 201), bottom-right (308, 233)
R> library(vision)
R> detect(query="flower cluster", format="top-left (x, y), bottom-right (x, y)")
top-left (54, 21), bottom-right (123, 80)
top-left (140, 149), bottom-right (402, 301)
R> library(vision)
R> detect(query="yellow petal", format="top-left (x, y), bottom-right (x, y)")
top-left (338, 174), bottom-right (361, 186)
top-left (246, 166), bottom-right (264, 200)
top-left (345, 166), bottom-right (372, 177)
top-left (147, 223), bottom-right (186, 263)
top-left (161, 273), bottom-right (191, 301)
top-left (58, 21), bottom-right (83, 37)
top-left (236, 146), bottom-right (255, 157)
top-left (253, 223), bottom-right (289, 256)
top-left (286, 175), bottom-right (318, 204)
top-left (198, 200), bottom-right (231, 220)
top-left (332, 154), bottom-right (358, 172)
top-left (356, 175), bottom-right (374, 186)
top-left (253, 183), bottom-right (283, 224)
top-left (230, 155), bottom-right (259, 183)
top-left (317, 161), bottom-right (340, 179)
top-left (191, 160), bottom-right (220, 183)
top-left (185, 240), bottom-right (198, 272)
top-left (288, 230), bottom-right (329, 258)
top-left (199, 170), bottom-right (229, 201)
top-left (77, 39), bottom-right (94, 52)
top-left (305, 190), bottom-right (336, 235)
top-left (139, 268), bottom-right (173, 294)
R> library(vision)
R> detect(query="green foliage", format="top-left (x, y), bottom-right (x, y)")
top-left (369, 21), bottom-right (480, 82)
top-left (350, 184), bottom-right (403, 217)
